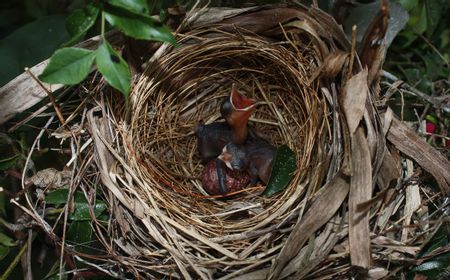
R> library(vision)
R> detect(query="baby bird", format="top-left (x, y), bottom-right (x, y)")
top-left (196, 84), bottom-right (255, 163)
top-left (197, 84), bottom-right (257, 195)
top-left (218, 141), bottom-right (276, 185)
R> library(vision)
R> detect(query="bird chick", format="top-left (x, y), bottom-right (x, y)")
top-left (218, 141), bottom-right (276, 185)
top-left (196, 84), bottom-right (255, 163)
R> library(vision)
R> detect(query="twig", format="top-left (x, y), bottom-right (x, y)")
top-left (419, 34), bottom-right (450, 68)
top-left (347, 25), bottom-right (357, 81)
top-left (24, 229), bottom-right (33, 280)
top-left (0, 216), bottom-right (28, 232)
top-left (382, 70), bottom-right (450, 111)
top-left (25, 67), bottom-right (66, 125)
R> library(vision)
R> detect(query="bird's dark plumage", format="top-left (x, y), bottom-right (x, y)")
top-left (196, 84), bottom-right (256, 194)
top-left (219, 141), bottom-right (276, 185)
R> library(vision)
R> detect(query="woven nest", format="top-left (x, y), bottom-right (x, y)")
top-left (126, 27), bottom-right (324, 271)
top-left (116, 7), bottom-right (332, 278)
top-left (115, 7), bottom-right (342, 278)
top-left (15, 4), bottom-right (450, 280)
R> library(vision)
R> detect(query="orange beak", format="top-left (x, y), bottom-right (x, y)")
top-left (228, 83), bottom-right (255, 125)
top-left (230, 83), bottom-right (255, 111)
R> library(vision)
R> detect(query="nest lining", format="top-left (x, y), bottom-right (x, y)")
top-left (127, 29), bottom-right (330, 239)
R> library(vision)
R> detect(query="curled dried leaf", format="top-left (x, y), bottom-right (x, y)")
top-left (309, 50), bottom-right (349, 83)
top-left (341, 68), bottom-right (369, 134)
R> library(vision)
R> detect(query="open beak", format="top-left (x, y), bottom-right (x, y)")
top-left (230, 83), bottom-right (255, 112)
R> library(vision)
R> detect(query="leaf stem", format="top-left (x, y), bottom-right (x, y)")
top-left (101, 11), bottom-right (105, 41)
top-left (25, 68), bottom-right (66, 125)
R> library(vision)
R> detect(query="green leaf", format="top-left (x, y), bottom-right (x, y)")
top-left (409, 3), bottom-right (427, 35)
top-left (425, 115), bottom-right (438, 124)
top-left (410, 252), bottom-right (450, 280)
top-left (71, 192), bottom-right (107, 221)
top-left (0, 155), bottom-right (18, 171)
top-left (66, 220), bottom-right (92, 253)
top-left (0, 232), bottom-right (16, 247)
top-left (45, 189), bottom-right (107, 220)
top-left (96, 41), bottom-right (130, 97)
top-left (0, 244), bottom-right (9, 261)
top-left (412, 257), bottom-right (450, 272)
top-left (399, 0), bottom-right (419, 11)
top-left (97, 213), bottom-right (110, 223)
top-left (0, 15), bottom-right (69, 87)
top-left (64, 3), bottom-right (100, 47)
top-left (38, 47), bottom-right (95, 85)
top-left (45, 189), bottom-right (69, 205)
top-left (108, 0), bottom-right (149, 15)
top-left (423, 52), bottom-right (445, 81)
top-left (104, 10), bottom-right (177, 45)
top-left (262, 145), bottom-right (297, 196)
top-left (424, 0), bottom-right (449, 37)
top-left (24, 0), bottom-right (47, 19)
top-left (418, 224), bottom-right (449, 258)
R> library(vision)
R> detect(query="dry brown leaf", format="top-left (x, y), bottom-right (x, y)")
top-left (387, 117), bottom-right (450, 195)
top-left (231, 268), bottom-right (268, 280)
top-left (355, 188), bottom-right (388, 213)
top-left (376, 146), bottom-right (401, 190)
top-left (188, 7), bottom-right (259, 28)
top-left (308, 7), bottom-right (351, 50)
top-left (284, 20), bottom-right (329, 58)
top-left (402, 184), bottom-right (421, 241)
top-left (269, 173), bottom-right (350, 280)
top-left (363, 109), bottom-right (380, 163)
top-left (287, 217), bottom-right (343, 279)
top-left (372, 235), bottom-right (421, 255)
top-left (308, 50), bottom-right (349, 83)
top-left (341, 68), bottom-right (369, 134)
top-left (321, 51), bottom-right (349, 78)
top-left (349, 127), bottom-right (372, 268)
top-left (359, 0), bottom-right (390, 86)
top-left (368, 267), bottom-right (389, 279)
top-left (219, 7), bottom-right (301, 34)
top-left (381, 108), bottom-right (394, 136)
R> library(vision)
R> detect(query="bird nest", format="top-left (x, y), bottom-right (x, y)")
top-left (14, 4), bottom-right (450, 280)
top-left (107, 8), bottom-right (344, 278)
top-left (125, 26), bottom-right (325, 273)
top-left (103, 10), bottom-right (338, 277)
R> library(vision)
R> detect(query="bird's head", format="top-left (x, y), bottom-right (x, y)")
top-left (218, 143), bottom-right (247, 171)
